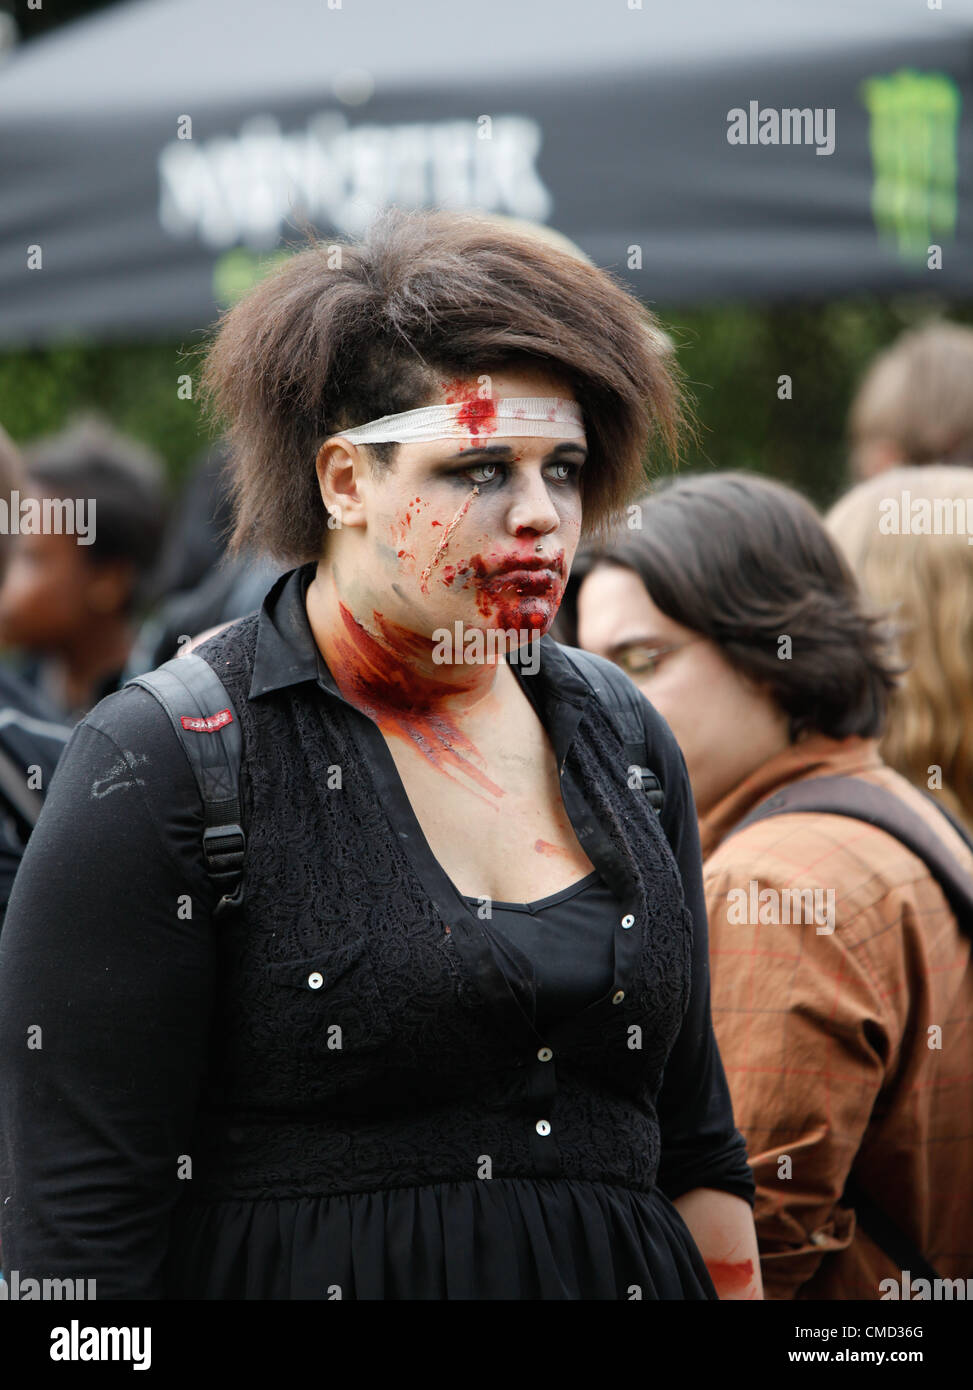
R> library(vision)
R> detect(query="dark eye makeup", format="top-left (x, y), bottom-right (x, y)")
top-left (445, 460), bottom-right (584, 486)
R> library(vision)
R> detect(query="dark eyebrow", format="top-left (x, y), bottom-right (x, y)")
top-left (606, 637), bottom-right (662, 658)
top-left (440, 442), bottom-right (588, 463)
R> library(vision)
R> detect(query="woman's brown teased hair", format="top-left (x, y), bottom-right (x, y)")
top-left (200, 207), bottom-right (686, 565)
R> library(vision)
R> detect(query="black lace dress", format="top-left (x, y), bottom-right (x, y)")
top-left (0, 564), bottom-right (754, 1299)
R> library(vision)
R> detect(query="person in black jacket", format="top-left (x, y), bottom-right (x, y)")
top-left (0, 417), bottom-right (167, 723)
top-left (0, 426), bottom-right (70, 921)
top-left (0, 209), bottom-right (759, 1300)
top-left (120, 441), bottom-right (283, 681)
top-left (0, 666), bottom-right (69, 922)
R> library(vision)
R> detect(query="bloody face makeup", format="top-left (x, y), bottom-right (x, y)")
top-left (308, 365), bottom-right (585, 783)
top-left (354, 367), bottom-right (584, 650)
top-left (419, 484), bottom-right (480, 592)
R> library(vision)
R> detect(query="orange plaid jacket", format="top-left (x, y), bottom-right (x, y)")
top-left (700, 733), bottom-right (973, 1300)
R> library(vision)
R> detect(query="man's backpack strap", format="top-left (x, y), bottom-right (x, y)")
top-left (730, 774), bottom-right (973, 939)
top-left (726, 772), bottom-right (973, 1283)
top-left (126, 655), bottom-right (245, 917)
top-left (557, 646), bottom-right (663, 814)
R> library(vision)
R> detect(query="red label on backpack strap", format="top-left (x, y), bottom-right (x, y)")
top-left (180, 709), bottom-right (233, 733)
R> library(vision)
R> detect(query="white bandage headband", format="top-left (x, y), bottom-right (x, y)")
top-left (330, 397), bottom-right (584, 445)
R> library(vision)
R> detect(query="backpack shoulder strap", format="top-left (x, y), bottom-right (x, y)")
top-left (126, 654), bottom-right (245, 917)
top-left (557, 645), bottom-right (663, 814)
top-left (729, 774), bottom-right (973, 938)
top-left (917, 786), bottom-right (973, 850)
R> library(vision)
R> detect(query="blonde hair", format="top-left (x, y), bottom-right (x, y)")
top-left (827, 465), bottom-right (973, 833)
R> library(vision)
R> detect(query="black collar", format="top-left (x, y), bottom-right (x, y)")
top-left (248, 562), bottom-right (591, 761)
top-left (249, 563), bottom-right (324, 700)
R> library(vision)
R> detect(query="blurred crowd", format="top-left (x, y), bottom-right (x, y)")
top-left (0, 316), bottom-right (971, 1298)
top-left (0, 423), bottom-right (281, 910)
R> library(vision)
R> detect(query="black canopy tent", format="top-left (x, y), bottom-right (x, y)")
top-left (1, 0), bottom-right (971, 345)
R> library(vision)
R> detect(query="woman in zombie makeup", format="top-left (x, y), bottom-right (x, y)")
top-left (0, 209), bottom-right (760, 1300)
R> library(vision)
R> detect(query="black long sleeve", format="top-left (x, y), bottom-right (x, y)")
top-left (641, 698), bottom-right (756, 1208)
top-left (0, 686), bottom-right (219, 1298)
top-left (0, 665), bottom-right (71, 916)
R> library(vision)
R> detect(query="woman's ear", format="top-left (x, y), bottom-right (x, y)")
top-left (315, 439), bottom-right (368, 529)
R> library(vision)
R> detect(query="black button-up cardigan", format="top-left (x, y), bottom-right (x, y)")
top-left (0, 562), bottom-right (753, 1296)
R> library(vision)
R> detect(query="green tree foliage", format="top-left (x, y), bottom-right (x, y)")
top-left (663, 295), bottom-right (973, 508)
top-left (1, 296), bottom-right (971, 511)
top-left (0, 339), bottom-right (208, 495)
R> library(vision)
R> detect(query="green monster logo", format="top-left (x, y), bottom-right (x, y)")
top-left (861, 69), bottom-right (961, 262)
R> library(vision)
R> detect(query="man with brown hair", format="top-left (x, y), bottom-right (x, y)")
top-left (570, 472), bottom-right (973, 1300)
top-left (0, 417), bottom-right (167, 723)
top-left (849, 321), bottom-right (973, 480)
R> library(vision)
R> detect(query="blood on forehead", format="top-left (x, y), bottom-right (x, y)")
top-left (440, 377), bottom-right (498, 444)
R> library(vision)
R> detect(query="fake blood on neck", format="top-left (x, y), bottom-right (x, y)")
top-left (329, 601), bottom-right (505, 800)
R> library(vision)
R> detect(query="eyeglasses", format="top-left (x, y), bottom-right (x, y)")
top-left (609, 639), bottom-right (701, 678)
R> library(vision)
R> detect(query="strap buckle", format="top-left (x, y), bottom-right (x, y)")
top-left (631, 768), bottom-right (664, 814)
top-left (202, 823), bottom-right (246, 873)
